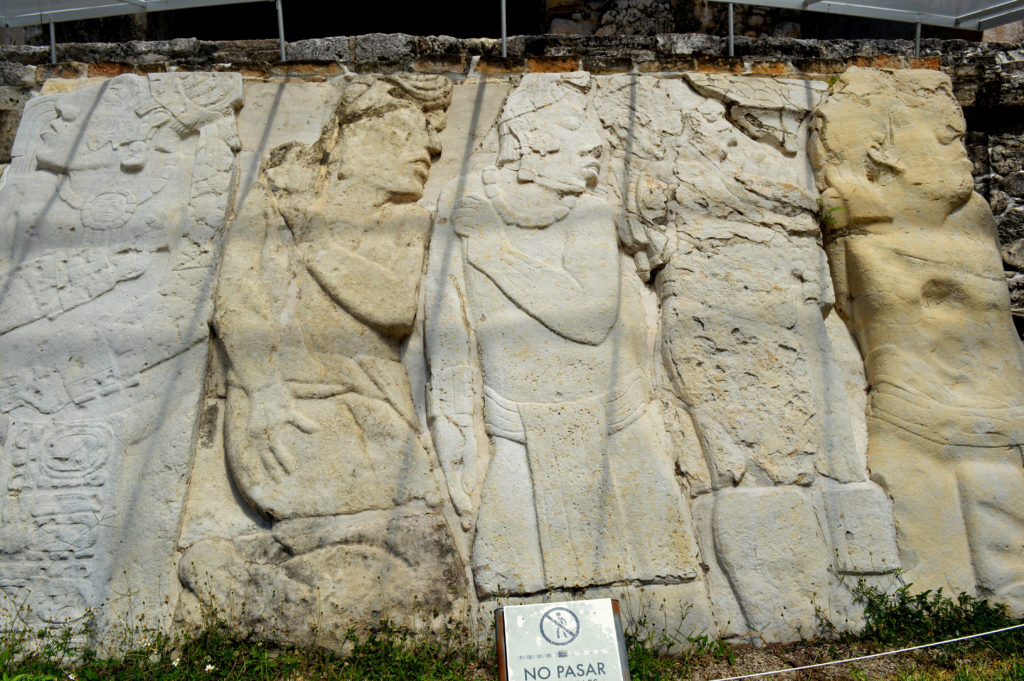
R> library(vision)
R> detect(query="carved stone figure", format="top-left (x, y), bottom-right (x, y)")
top-left (0, 73), bottom-right (242, 632)
top-left (812, 67), bottom-right (1024, 615)
top-left (601, 74), bottom-right (899, 640)
top-left (214, 74), bottom-right (450, 520)
top-left (426, 73), bottom-right (701, 597)
top-left (178, 75), bottom-right (465, 646)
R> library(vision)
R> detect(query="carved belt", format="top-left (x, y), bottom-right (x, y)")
top-left (481, 369), bottom-right (648, 444)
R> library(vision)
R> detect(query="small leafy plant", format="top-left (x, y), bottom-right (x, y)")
top-left (853, 578), bottom-right (1024, 658)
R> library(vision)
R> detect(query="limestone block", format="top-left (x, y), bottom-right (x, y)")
top-left (178, 510), bottom-right (466, 648)
top-left (288, 37), bottom-right (351, 62)
top-left (595, 73), bottom-right (896, 641)
top-left (597, 74), bottom-right (863, 489)
top-left (234, 80), bottom-right (341, 209)
top-left (684, 74), bottom-right (828, 155)
top-left (812, 67), bottom-right (1024, 615)
top-left (176, 348), bottom-right (269, 550)
top-left (419, 78), bottom-right (512, 211)
top-left (425, 73), bottom-right (703, 599)
top-left (215, 74), bottom-right (452, 521)
top-left (821, 482), bottom-right (899, 575)
top-left (0, 73), bottom-right (243, 634)
top-left (712, 487), bottom-right (830, 641)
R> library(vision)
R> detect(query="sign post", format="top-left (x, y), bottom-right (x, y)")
top-left (496, 598), bottom-right (630, 681)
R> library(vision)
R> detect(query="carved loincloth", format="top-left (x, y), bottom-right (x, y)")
top-left (480, 371), bottom-right (698, 590)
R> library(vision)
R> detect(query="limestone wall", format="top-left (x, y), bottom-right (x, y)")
top-left (0, 52), bottom-right (1022, 650)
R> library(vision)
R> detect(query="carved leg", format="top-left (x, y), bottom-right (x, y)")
top-left (957, 452), bottom-right (1024, 617)
top-left (866, 418), bottom-right (976, 596)
top-left (471, 436), bottom-right (545, 596)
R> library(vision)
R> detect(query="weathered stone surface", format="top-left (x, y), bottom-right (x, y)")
top-left (420, 78), bottom-right (512, 211)
top-left (713, 487), bottom-right (831, 641)
top-left (812, 67), bottom-right (1024, 616)
top-left (426, 73), bottom-right (705, 604)
top-left (178, 510), bottom-right (466, 646)
top-left (655, 33), bottom-right (722, 56)
top-left (598, 72), bottom-right (897, 639)
top-left (0, 87), bottom-right (30, 164)
top-left (1, 61), bottom-right (1020, 649)
top-left (353, 33), bottom-right (417, 64)
top-left (177, 73), bottom-right (467, 641)
top-left (683, 73), bottom-right (827, 155)
top-left (288, 37), bottom-right (351, 62)
top-left (0, 73), bottom-right (242, 635)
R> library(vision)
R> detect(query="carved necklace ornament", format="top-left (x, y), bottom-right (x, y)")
top-left (482, 166), bottom-right (576, 228)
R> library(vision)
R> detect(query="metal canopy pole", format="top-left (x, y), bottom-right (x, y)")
top-left (275, 0), bottom-right (285, 61)
top-left (728, 2), bottom-right (734, 56)
top-left (501, 0), bottom-right (507, 57)
top-left (49, 20), bottom-right (56, 64)
top-left (914, 20), bottom-right (921, 57)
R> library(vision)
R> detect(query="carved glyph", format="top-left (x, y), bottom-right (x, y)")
top-left (811, 67), bottom-right (1024, 615)
top-left (0, 73), bottom-right (242, 631)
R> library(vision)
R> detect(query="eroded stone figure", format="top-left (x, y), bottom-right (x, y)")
top-left (215, 75), bottom-right (450, 520)
top-left (426, 73), bottom-right (701, 596)
top-left (178, 75), bottom-right (465, 646)
top-left (0, 73), bottom-right (242, 630)
top-left (601, 74), bottom-right (899, 640)
top-left (812, 68), bottom-right (1024, 615)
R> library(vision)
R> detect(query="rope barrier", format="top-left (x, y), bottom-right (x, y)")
top-left (707, 622), bottom-right (1024, 681)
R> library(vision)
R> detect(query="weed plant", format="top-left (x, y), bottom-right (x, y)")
top-left (0, 610), bottom-right (492, 681)
top-left (853, 579), bottom-right (1024, 658)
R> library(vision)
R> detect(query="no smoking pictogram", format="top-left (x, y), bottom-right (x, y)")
top-left (539, 607), bottom-right (580, 646)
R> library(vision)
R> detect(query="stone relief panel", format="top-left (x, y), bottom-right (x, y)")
top-left (177, 75), bottom-right (467, 647)
top-left (425, 73), bottom-right (711, 633)
top-left (0, 73), bottom-right (243, 633)
top-left (812, 67), bottom-right (1024, 617)
top-left (7, 66), bottom-right (1016, 648)
top-left (598, 73), bottom-right (899, 640)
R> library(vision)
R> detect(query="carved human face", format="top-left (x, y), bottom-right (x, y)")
top-left (337, 105), bottom-right (440, 200)
top-left (520, 101), bottom-right (603, 194)
top-left (880, 104), bottom-right (974, 216)
top-left (37, 78), bottom-right (150, 175)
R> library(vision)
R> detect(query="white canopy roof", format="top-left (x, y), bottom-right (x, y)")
top-left (708, 0), bottom-right (1024, 30)
top-left (0, 0), bottom-right (264, 27)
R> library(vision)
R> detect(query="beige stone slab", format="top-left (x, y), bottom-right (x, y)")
top-left (236, 80), bottom-right (340, 156)
top-left (419, 78), bottom-right (510, 211)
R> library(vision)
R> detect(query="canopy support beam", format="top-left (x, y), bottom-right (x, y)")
top-left (275, 0), bottom-right (285, 61)
top-left (728, 2), bottom-right (734, 56)
top-left (501, 0), bottom-right (507, 57)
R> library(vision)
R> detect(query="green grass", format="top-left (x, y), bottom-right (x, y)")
top-left (0, 581), bottom-right (1021, 680)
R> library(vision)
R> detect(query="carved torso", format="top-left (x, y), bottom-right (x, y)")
top-left (456, 189), bottom-right (649, 404)
top-left (843, 197), bottom-right (1024, 413)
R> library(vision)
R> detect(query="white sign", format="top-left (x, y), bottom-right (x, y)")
top-left (497, 598), bottom-right (629, 681)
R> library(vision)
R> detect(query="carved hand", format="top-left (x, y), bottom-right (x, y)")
top-left (246, 382), bottom-right (318, 482)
